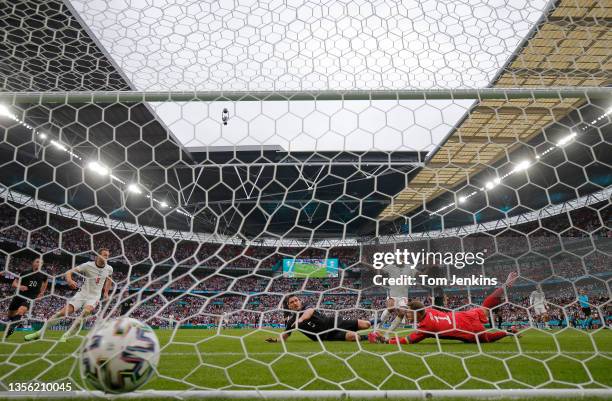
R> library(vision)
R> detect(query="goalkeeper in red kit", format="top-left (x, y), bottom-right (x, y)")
top-left (368, 272), bottom-right (521, 345)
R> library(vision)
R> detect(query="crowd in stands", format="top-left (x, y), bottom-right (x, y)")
top-left (1, 263), bottom-right (609, 330)
top-left (0, 202), bottom-right (609, 330)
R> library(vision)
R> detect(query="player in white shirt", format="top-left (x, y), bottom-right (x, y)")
top-left (529, 285), bottom-right (550, 330)
top-left (25, 248), bottom-right (113, 342)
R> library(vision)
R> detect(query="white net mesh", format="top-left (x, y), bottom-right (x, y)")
top-left (0, 0), bottom-right (611, 397)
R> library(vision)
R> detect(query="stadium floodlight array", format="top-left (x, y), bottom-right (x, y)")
top-left (0, 0), bottom-right (611, 399)
top-left (0, 104), bottom-right (192, 219)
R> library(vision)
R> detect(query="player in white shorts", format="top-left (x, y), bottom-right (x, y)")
top-left (374, 264), bottom-right (415, 340)
top-left (530, 285), bottom-right (550, 330)
top-left (25, 248), bottom-right (113, 342)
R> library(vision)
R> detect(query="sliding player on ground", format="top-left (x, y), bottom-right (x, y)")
top-left (25, 248), bottom-right (113, 342)
top-left (265, 294), bottom-right (371, 343)
top-left (530, 285), bottom-right (550, 330)
top-left (369, 272), bottom-right (521, 345)
top-left (4, 257), bottom-right (48, 339)
top-left (375, 264), bottom-right (411, 340)
top-left (374, 264), bottom-right (446, 340)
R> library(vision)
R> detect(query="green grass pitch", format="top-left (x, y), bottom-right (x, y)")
top-left (0, 328), bottom-right (610, 398)
top-left (287, 263), bottom-right (328, 278)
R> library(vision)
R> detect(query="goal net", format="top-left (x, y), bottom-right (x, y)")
top-left (0, 0), bottom-right (610, 398)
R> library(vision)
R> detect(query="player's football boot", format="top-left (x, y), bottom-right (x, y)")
top-left (507, 325), bottom-right (522, 338)
top-left (24, 331), bottom-right (41, 341)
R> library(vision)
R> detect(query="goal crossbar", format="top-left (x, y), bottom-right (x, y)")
top-left (1, 87), bottom-right (611, 104)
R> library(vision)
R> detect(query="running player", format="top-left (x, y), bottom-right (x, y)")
top-left (264, 294), bottom-right (371, 342)
top-left (369, 272), bottom-right (521, 344)
top-left (4, 258), bottom-right (48, 339)
top-left (25, 248), bottom-right (113, 342)
top-left (529, 285), bottom-right (550, 329)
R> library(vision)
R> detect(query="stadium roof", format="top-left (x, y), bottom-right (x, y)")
top-left (379, 0), bottom-right (612, 220)
top-left (67, 0), bottom-right (549, 153)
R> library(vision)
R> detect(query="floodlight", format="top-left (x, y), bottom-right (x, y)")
top-left (87, 161), bottom-right (110, 176)
top-left (513, 160), bottom-right (531, 172)
top-left (0, 104), bottom-right (14, 119)
top-left (127, 184), bottom-right (142, 194)
top-left (51, 140), bottom-right (67, 151)
top-left (557, 132), bottom-right (577, 146)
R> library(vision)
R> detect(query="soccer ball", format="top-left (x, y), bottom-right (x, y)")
top-left (80, 317), bottom-right (160, 393)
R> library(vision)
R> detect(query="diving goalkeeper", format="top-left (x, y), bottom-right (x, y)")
top-left (369, 272), bottom-right (521, 345)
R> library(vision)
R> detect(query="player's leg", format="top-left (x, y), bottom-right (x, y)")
top-left (481, 271), bottom-right (518, 312)
top-left (60, 304), bottom-right (95, 342)
top-left (463, 325), bottom-right (521, 344)
top-left (383, 297), bottom-right (407, 340)
top-left (541, 308), bottom-right (551, 329)
top-left (386, 313), bottom-right (405, 337)
top-left (582, 308), bottom-right (592, 330)
top-left (25, 303), bottom-right (75, 341)
top-left (356, 319), bottom-right (371, 330)
top-left (4, 308), bottom-right (17, 339)
top-left (4, 302), bottom-right (28, 339)
top-left (334, 318), bottom-right (370, 342)
top-left (545, 312), bottom-right (551, 329)
top-left (476, 332), bottom-right (509, 343)
top-left (533, 311), bottom-right (542, 329)
top-left (375, 298), bottom-right (396, 330)
top-left (5, 297), bottom-right (22, 339)
top-left (496, 311), bottom-right (503, 330)
top-left (431, 287), bottom-right (446, 310)
top-left (539, 313), bottom-right (546, 329)
top-left (345, 324), bottom-right (372, 342)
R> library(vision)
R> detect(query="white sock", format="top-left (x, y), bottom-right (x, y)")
top-left (65, 316), bottom-right (84, 337)
top-left (38, 313), bottom-right (65, 336)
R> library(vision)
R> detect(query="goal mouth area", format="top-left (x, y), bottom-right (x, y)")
top-left (1, 0), bottom-right (611, 396)
top-left (1, 389), bottom-right (611, 399)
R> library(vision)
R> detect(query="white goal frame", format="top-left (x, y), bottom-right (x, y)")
top-left (1, 87), bottom-right (612, 104)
